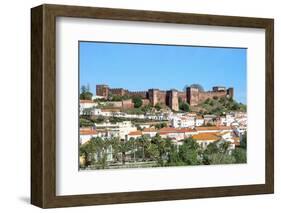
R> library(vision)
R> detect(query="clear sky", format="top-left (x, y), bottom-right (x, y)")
top-left (79, 41), bottom-right (247, 104)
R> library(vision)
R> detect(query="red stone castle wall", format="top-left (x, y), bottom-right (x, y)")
top-left (96, 84), bottom-right (234, 110)
top-left (198, 91), bottom-right (227, 103)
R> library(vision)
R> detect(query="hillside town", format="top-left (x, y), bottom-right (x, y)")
top-left (79, 84), bottom-right (247, 169)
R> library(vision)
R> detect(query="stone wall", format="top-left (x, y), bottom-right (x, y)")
top-left (122, 99), bottom-right (134, 109)
top-left (96, 84), bottom-right (233, 110)
top-left (178, 91), bottom-right (187, 102)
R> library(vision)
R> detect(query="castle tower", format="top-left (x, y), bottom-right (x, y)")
top-left (168, 90), bottom-right (179, 111)
top-left (148, 89), bottom-right (159, 106)
top-left (96, 84), bottom-right (109, 98)
top-left (186, 87), bottom-right (199, 106)
top-left (227, 87), bottom-right (234, 98)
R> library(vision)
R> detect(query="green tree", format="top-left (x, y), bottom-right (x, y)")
top-left (179, 102), bottom-right (190, 112)
top-left (118, 140), bottom-right (132, 165)
top-left (80, 84), bottom-right (93, 100)
top-left (136, 135), bottom-right (150, 161)
top-left (167, 144), bottom-right (184, 166)
top-left (155, 122), bottom-right (167, 129)
top-left (127, 138), bottom-right (137, 162)
top-left (207, 153), bottom-right (235, 165)
top-left (178, 138), bottom-right (201, 165)
top-left (204, 98), bottom-right (211, 104)
top-left (92, 137), bottom-right (109, 169)
top-left (240, 132), bottom-right (247, 149)
top-left (132, 96), bottom-right (143, 108)
top-left (232, 148), bottom-right (247, 163)
top-left (111, 95), bottom-right (122, 101)
top-left (141, 104), bottom-right (153, 113)
top-left (110, 137), bottom-right (121, 163)
top-left (151, 134), bottom-right (171, 166)
top-left (155, 103), bottom-right (162, 111)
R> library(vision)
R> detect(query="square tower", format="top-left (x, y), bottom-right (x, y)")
top-left (186, 87), bottom-right (199, 106)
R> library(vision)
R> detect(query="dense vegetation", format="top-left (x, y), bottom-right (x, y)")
top-left (192, 96), bottom-right (246, 115)
top-left (80, 85), bottom-right (93, 100)
top-left (178, 97), bottom-right (190, 112)
top-left (79, 135), bottom-right (247, 170)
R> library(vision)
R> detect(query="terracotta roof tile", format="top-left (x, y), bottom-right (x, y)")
top-left (192, 133), bottom-right (220, 141)
top-left (80, 128), bottom-right (98, 135)
top-left (80, 100), bottom-right (93, 103)
top-left (128, 131), bottom-right (142, 136)
top-left (143, 128), bottom-right (157, 132)
top-left (196, 126), bottom-right (232, 131)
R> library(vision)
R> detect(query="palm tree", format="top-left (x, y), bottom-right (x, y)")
top-left (91, 137), bottom-right (108, 169)
top-left (151, 134), bottom-right (173, 166)
top-left (118, 140), bottom-right (132, 165)
top-left (109, 137), bottom-right (121, 163)
top-left (136, 135), bottom-right (150, 161)
top-left (128, 138), bottom-right (136, 162)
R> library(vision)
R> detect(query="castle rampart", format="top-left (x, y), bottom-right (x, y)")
top-left (96, 84), bottom-right (234, 110)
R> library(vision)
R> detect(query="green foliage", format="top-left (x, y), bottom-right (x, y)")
top-left (90, 116), bottom-right (105, 124)
top-left (79, 118), bottom-right (94, 127)
top-left (196, 96), bottom-right (246, 115)
top-left (232, 148), bottom-right (247, 163)
top-left (155, 103), bottom-right (162, 111)
top-left (108, 94), bottom-right (131, 101)
top-left (240, 132), bottom-right (247, 149)
top-left (80, 85), bottom-right (93, 100)
top-left (155, 122), bottom-right (167, 129)
top-left (141, 104), bottom-right (153, 113)
top-left (178, 138), bottom-right (201, 165)
top-left (206, 153), bottom-right (236, 165)
top-left (79, 133), bottom-right (247, 169)
top-left (132, 96), bottom-right (143, 108)
top-left (179, 102), bottom-right (190, 112)
top-left (203, 141), bottom-right (235, 165)
top-left (110, 95), bottom-right (122, 101)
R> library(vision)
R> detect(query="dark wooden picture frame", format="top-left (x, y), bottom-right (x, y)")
top-left (31, 4), bottom-right (274, 208)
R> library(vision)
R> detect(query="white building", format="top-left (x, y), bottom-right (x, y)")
top-left (172, 116), bottom-right (195, 128)
top-left (192, 133), bottom-right (221, 149)
top-left (79, 127), bottom-right (98, 144)
top-left (195, 116), bottom-right (204, 126)
top-left (94, 121), bottom-right (137, 140)
top-left (142, 128), bottom-right (158, 137)
top-left (79, 100), bottom-right (97, 115)
top-left (127, 130), bottom-right (142, 140)
top-left (220, 114), bottom-right (235, 126)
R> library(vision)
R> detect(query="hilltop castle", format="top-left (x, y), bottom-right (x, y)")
top-left (96, 84), bottom-right (234, 111)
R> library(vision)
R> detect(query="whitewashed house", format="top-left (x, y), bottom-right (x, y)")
top-left (79, 127), bottom-right (98, 144)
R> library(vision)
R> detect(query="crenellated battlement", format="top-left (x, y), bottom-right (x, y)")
top-left (96, 84), bottom-right (234, 110)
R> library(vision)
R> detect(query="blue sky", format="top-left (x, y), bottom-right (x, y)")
top-left (79, 42), bottom-right (247, 104)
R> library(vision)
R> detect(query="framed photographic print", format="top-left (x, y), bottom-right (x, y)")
top-left (31, 4), bottom-right (274, 208)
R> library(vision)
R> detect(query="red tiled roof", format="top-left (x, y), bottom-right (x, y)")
top-left (177, 128), bottom-right (197, 133)
top-left (143, 128), bottom-right (157, 132)
top-left (159, 127), bottom-right (196, 134)
top-left (128, 131), bottom-right (142, 136)
top-left (80, 128), bottom-right (97, 135)
top-left (80, 100), bottom-right (93, 103)
top-left (192, 133), bottom-right (220, 141)
top-left (196, 126), bottom-right (232, 131)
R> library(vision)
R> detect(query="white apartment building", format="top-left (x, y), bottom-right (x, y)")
top-left (79, 100), bottom-right (97, 115)
top-left (94, 121), bottom-right (137, 140)
top-left (172, 116), bottom-right (195, 128)
top-left (79, 128), bottom-right (98, 144)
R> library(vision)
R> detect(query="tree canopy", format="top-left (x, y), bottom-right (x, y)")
top-left (132, 96), bottom-right (143, 108)
top-left (80, 84), bottom-right (93, 100)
